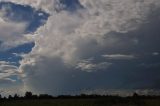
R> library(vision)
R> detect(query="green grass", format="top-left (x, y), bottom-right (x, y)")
top-left (1, 98), bottom-right (160, 106)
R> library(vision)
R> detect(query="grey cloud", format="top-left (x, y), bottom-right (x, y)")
top-left (152, 52), bottom-right (159, 56)
top-left (18, 0), bottom-right (160, 94)
top-left (76, 59), bottom-right (112, 72)
top-left (0, 0), bottom-right (160, 95)
top-left (0, 78), bottom-right (16, 83)
top-left (102, 54), bottom-right (136, 60)
top-left (0, 61), bottom-right (23, 96)
top-left (0, 61), bottom-right (19, 82)
top-left (82, 89), bottom-right (160, 97)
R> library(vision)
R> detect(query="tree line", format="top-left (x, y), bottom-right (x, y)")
top-left (0, 92), bottom-right (160, 100)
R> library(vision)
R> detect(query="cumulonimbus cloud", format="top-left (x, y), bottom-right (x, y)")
top-left (1, 0), bottom-right (160, 95)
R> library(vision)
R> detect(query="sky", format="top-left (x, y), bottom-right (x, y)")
top-left (0, 0), bottom-right (160, 96)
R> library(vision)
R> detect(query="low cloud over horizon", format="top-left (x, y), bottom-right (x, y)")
top-left (0, 0), bottom-right (160, 96)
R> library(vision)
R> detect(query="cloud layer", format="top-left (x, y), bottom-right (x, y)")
top-left (0, 61), bottom-right (19, 84)
top-left (1, 0), bottom-right (160, 95)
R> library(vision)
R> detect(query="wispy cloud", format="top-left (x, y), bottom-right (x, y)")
top-left (102, 54), bottom-right (136, 60)
top-left (76, 59), bottom-right (112, 72)
top-left (0, 61), bottom-right (19, 83)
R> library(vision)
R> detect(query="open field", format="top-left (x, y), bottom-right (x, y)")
top-left (1, 97), bottom-right (160, 106)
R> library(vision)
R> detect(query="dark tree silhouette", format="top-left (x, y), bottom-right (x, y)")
top-left (13, 94), bottom-right (19, 99)
top-left (39, 94), bottom-right (53, 99)
top-left (0, 94), bottom-right (2, 100)
top-left (25, 91), bottom-right (33, 99)
top-left (133, 92), bottom-right (139, 97)
top-left (8, 95), bottom-right (13, 99)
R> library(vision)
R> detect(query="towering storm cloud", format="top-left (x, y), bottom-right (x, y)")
top-left (0, 0), bottom-right (160, 95)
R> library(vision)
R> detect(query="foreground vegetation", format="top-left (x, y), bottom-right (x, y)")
top-left (0, 92), bottom-right (160, 106)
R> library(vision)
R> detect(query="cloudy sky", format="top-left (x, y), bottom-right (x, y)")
top-left (0, 0), bottom-right (160, 96)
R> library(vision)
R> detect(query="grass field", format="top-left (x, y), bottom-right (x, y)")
top-left (1, 98), bottom-right (160, 106)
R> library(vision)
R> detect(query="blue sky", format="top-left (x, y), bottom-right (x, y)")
top-left (0, 1), bottom-right (48, 64)
top-left (0, 0), bottom-right (160, 96)
top-left (0, 1), bottom-right (49, 94)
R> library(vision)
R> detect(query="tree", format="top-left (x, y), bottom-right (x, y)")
top-left (25, 91), bottom-right (33, 99)
top-left (39, 94), bottom-right (53, 99)
top-left (8, 95), bottom-right (13, 99)
top-left (13, 94), bottom-right (19, 99)
top-left (133, 92), bottom-right (139, 97)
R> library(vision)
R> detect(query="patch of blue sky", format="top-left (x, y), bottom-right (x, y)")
top-left (0, 1), bottom-right (49, 33)
top-left (59, 0), bottom-right (83, 12)
top-left (0, 2), bottom-right (48, 66)
top-left (0, 42), bottom-right (35, 66)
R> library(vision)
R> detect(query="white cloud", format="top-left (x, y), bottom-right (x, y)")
top-left (102, 54), bottom-right (136, 60)
top-left (0, 15), bottom-right (31, 50)
top-left (17, 0), bottom-right (160, 94)
top-left (0, 0), bottom-right (62, 14)
top-left (0, 78), bottom-right (16, 83)
top-left (1, 0), bottom-right (160, 94)
top-left (22, 0), bottom-right (159, 64)
top-left (0, 61), bottom-right (19, 81)
top-left (76, 59), bottom-right (112, 72)
top-left (0, 61), bottom-right (25, 96)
